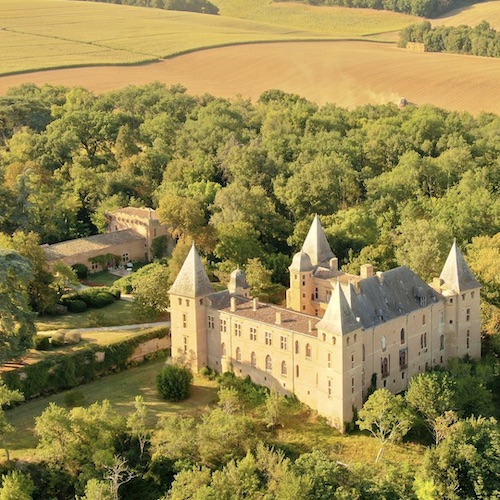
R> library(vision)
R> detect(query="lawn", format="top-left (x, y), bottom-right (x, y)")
top-left (0, 0), bottom-right (419, 75)
top-left (4, 358), bottom-right (218, 458)
top-left (36, 298), bottom-right (140, 331)
top-left (81, 270), bottom-right (121, 287)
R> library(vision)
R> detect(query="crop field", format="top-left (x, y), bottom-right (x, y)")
top-left (0, 0), bottom-right (418, 75)
top-left (434, 1), bottom-right (500, 29)
top-left (1, 40), bottom-right (499, 115)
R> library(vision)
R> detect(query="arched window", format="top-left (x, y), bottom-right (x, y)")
top-left (346, 336), bottom-right (350, 345)
top-left (251, 352), bottom-right (256, 367)
top-left (422, 314), bottom-right (426, 325)
top-left (295, 340), bottom-right (300, 354)
top-left (381, 336), bottom-right (387, 352)
top-left (236, 347), bottom-right (241, 361)
top-left (281, 361), bottom-right (287, 377)
top-left (381, 357), bottom-right (389, 377)
top-left (362, 344), bottom-right (366, 362)
top-left (266, 355), bottom-right (272, 371)
top-left (354, 333), bottom-right (357, 342)
top-left (305, 344), bottom-right (312, 358)
top-left (221, 343), bottom-right (226, 357)
top-left (322, 333), bottom-right (326, 342)
top-left (440, 335), bottom-right (444, 350)
top-left (400, 328), bottom-right (405, 344)
top-left (332, 336), bottom-right (336, 345)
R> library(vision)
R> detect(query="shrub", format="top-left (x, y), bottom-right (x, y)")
top-left (72, 263), bottom-right (89, 280)
top-left (89, 292), bottom-right (115, 308)
top-left (65, 299), bottom-right (87, 313)
top-left (34, 336), bottom-right (51, 351)
top-left (64, 390), bottom-right (85, 407)
top-left (44, 303), bottom-right (68, 316)
top-left (157, 364), bottom-right (193, 402)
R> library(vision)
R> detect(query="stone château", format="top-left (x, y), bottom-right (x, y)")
top-left (169, 216), bottom-right (481, 430)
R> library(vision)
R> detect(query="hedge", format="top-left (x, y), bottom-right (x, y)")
top-left (61, 287), bottom-right (116, 310)
top-left (1, 326), bottom-right (170, 400)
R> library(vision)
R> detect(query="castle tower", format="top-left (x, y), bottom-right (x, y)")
top-left (169, 244), bottom-right (214, 371)
top-left (315, 281), bottom-right (363, 428)
top-left (287, 215), bottom-right (337, 314)
top-left (439, 241), bottom-right (481, 359)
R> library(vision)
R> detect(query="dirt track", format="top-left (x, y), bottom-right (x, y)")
top-left (1, 41), bottom-right (499, 114)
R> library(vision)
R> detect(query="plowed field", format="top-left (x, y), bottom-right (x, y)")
top-left (1, 41), bottom-right (499, 115)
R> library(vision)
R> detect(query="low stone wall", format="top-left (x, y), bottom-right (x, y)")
top-left (130, 336), bottom-right (171, 362)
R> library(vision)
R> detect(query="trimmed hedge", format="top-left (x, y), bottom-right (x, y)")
top-left (1, 327), bottom-right (170, 400)
top-left (61, 287), bottom-right (116, 310)
top-left (65, 299), bottom-right (87, 313)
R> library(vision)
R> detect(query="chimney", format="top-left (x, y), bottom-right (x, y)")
top-left (308, 320), bottom-right (313, 333)
top-left (360, 264), bottom-right (374, 279)
top-left (253, 298), bottom-right (259, 311)
top-left (276, 311), bottom-right (282, 325)
top-left (329, 257), bottom-right (338, 271)
top-left (432, 277), bottom-right (444, 290)
top-left (230, 297), bottom-right (237, 312)
top-left (376, 271), bottom-right (384, 283)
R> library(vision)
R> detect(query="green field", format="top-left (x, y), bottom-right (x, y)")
top-left (0, 0), bottom-right (419, 75)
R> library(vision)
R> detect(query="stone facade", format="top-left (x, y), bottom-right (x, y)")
top-left (169, 217), bottom-right (481, 431)
top-left (43, 207), bottom-right (173, 272)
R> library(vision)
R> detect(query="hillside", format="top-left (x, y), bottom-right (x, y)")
top-left (435, 0), bottom-right (500, 29)
top-left (0, 0), bottom-right (418, 75)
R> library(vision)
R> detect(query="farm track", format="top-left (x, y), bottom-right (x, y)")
top-left (0, 40), bottom-right (499, 115)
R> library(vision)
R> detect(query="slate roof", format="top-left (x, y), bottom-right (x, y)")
top-left (43, 229), bottom-right (144, 261)
top-left (302, 215), bottom-right (335, 266)
top-left (290, 251), bottom-right (313, 272)
top-left (350, 266), bottom-right (441, 328)
top-left (316, 280), bottom-right (361, 335)
top-left (169, 244), bottom-right (214, 298)
top-left (440, 241), bottom-right (481, 293)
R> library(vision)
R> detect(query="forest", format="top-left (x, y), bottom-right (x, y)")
top-left (0, 83), bottom-right (498, 330)
top-left (399, 20), bottom-right (500, 57)
top-left (274, 0), bottom-right (475, 18)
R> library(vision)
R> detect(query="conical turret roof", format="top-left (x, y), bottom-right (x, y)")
top-left (316, 281), bottom-right (360, 335)
top-left (169, 243), bottom-right (214, 298)
top-left (440, 241), bottom-right (480, 293)
top-left (302, 214), bottom-right (335, 266)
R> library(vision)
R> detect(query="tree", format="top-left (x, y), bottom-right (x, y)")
top-left (0, 471), bottom-right (34, 500)
top-left (132, 263), bottom-right (170, 320)
top-left (0, 249), bottom-right (35, 362)
top-left (156, 363), bottom-right (193, 402)
top-left (126, 395), bottom-right (149, 457)
top-left (405, 371), bottom-right (456, 444)
top-left (414, 417), bottom-right (500, 500)
top-left (357, 389), bottom-right (414, 462)
top-left (151, 415), bottom-right (198, 463)
top-left (263, 387), bottom-right (287, 429)
top-left (0, 382), bottom-right (24, 462)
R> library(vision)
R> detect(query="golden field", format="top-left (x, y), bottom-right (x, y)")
top-left (0, 0), bottom-right (418, 75)
top-left (1, 40), bottom-right (499, 115)
top-left (434, 0), bottom-right (500, 29)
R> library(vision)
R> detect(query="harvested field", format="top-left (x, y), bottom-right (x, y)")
top-left (1, 41), bottom-right (499, 115)
top-left (434, 1), bottom-right (500, 29)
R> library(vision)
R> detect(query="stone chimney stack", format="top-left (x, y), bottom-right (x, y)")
top-left (253, 298), bottom-right (259, 311)
top-left (230, 297), bottom-right (237, 312)
top-left (360, 264), bottom-right (374, 279)
top-left (276, 311), bottom-right (282, 324)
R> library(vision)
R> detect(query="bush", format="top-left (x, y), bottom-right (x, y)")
top-left (64, 390), bottom-right (85, 407)
top-left (157, 364), bottom-right (193, 402)
top-left (34, 336), bottom-right (51, 351)
top-left (72, 263), bottom-right (89, 280)
top-left (89, 292), bottom-right (115, 308)
top-left (65, 299), bottom-right (87, 313)
top-left (44, 303), bottom-right (68, 316)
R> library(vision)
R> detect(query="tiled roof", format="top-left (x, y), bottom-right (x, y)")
top-left (43, 229), bottom-right (144, 261)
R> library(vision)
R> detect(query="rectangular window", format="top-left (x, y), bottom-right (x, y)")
top-left (315, 288), bottom-right (318, 299)
top-left (234, 323), bottom-right (241, 337)
top-left (327, 379), bottom-right (332, 398)
top-left (420, 296), bottom-right (427, 307)
top-left (327, 352), bottom-right (331, 369)
top-left (351, 377), bottom-right (355, 394)
top-left (250, 327), bottom-right (257, 341)
top-left (208, 316), bottom-right (215, 330)
top-left (183, 337), bottom-right (188, 354)
top-left (351, 353), bottom-right (354, 369)
top-left (220, 319), bottom-right (227, 333)
top-left (440, 311), bottom-right (444, 324)
top-left (280, 336), bottom-right (287, 350)
top-left (182, 313), bottom-right (187, 328)
top-left (265, 331), bottom-right (272, 346)
top-left (399, 348), bottom-right (408, 370)
top-left (466, 308), bottom-right (470, 321)
top-left (466, 330), bottom-right (470, 349)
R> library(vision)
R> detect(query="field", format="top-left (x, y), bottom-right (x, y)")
top-left (435, 0), bottom-right (500, 29)
top-left (1, 40), bottom-right (499, 115)
top-left (0, 0), bottom-right (417, 75)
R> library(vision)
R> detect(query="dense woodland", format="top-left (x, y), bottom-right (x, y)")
top-left (400, 20), bottom-right (500, 57)
top-left (79, 0), bottom-right (220, 14)
top-left (275, 0), bottom-right (475, 18)
top-left (0, 82), bottom-right (499, 330)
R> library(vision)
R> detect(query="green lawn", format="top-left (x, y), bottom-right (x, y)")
top-left (81, 271), bottom-right (120, 287)
top-left (0, 0), bottom-right (419, 75)
top-left (5, 358), bottom-right (218, 458)
top-left (36, 299), bottom-right (140, 331)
